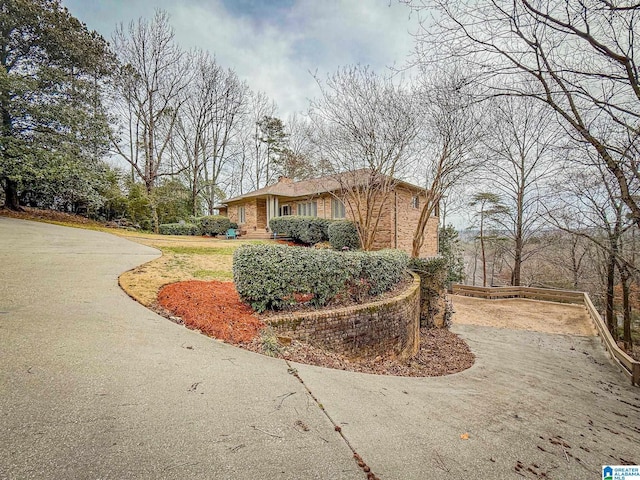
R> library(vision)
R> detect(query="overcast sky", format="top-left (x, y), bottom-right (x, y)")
top-left (62, 0), bottom-right (419, 117)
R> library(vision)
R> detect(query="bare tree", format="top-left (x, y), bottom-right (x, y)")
top-left (110, 10), bottom-right (190, 231)
top-left (470, 192), bottom-right (508, 286)
top-left (544, 231), bottom-right (593, 290)
top-left (480, 96), bottom-right (562, 285)
top-left (439, 184), bottom-right (467, 228)
top-left (404, 0), bottom-right (640, 230)
top-left (411, 70), bottom-right (484, 257)
top-left (309, 66), bottom-right (422, 251)
top-left (173, 51), bottom-right (248, 215)
top-left (240, 91), bottom-right (279, 192)
top-left (279, 113), bottom-right (317, 180)
top-left (549, 154), bottom-right (637, 346)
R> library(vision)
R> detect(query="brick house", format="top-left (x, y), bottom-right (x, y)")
top-left (218, 170), bottom-right (439, 256)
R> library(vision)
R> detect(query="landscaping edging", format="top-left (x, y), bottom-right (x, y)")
top-left (266, 272), bottom-right (421, 360)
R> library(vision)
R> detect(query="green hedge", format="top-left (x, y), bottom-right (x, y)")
top-left (158, 223), bottom-right (200, 235)
top-left (354, 249), bottom-right (409, 296)
top-left (199, 215), bottom-right (231, 236)
top-left (268, 216), bottom-right (289, 236)
top-left (328, 220), bottom-right (360, 250)
top-left (233, 244), bottom-right (409, 312)
top-left (269, 216), bottom-right (332, 245)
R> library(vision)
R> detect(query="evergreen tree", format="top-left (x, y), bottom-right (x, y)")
top-left (438, 224), bottom-right (465, 285)
top-left (0, 0), bottom-right (113, 210)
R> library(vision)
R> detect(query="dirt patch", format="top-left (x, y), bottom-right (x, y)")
top-left (157, 280), bottom-right (263, 344)
top-left (451, 295), bottom-right (597, 336)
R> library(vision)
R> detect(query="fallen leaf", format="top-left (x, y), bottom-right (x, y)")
top-left (460, 432), bottom-right (469, 440)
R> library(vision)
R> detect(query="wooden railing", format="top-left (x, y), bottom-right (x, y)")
top-left (451, 284), bottom-right (585, 303)
top-left (451, 284), bottom-right (640, 386)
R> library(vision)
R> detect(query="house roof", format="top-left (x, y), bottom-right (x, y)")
top-left (222, 169), bottom-right (426, 205)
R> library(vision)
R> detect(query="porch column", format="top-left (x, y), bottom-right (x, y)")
top-left (266, 196), bottom-right (279, 230)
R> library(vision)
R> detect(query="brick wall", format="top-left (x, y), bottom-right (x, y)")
top-left (394, 188), bottom-right (439, 257)
top-left (256, 199), bottom-right (267, 229)
top-left (266, 273), bottom-right (420, 360)
top-left (227, 206), bottom-right (238, 225)
top-left (341, 188), bottom-right (438, 256)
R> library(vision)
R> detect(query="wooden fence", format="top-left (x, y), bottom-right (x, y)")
top-left (451, 284), bottom-right (640, 386)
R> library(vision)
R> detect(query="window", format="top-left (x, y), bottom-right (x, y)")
top-left (331, 198), bottom-right (346, 219)
top-left (297, 201), bottom-right (317, 217)
top-left (411, 195), bottom-right (420, 209)
top-left (238, 206), bottom-right (245, 224)
top-left (279, 205), bottom-right (291, 216)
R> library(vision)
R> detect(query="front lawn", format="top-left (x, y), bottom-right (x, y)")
top-left (117, 235), bottom-right (265, 306)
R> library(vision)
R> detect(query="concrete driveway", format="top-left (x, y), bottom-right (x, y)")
top-left (1, 217), bottom-right (638, 479)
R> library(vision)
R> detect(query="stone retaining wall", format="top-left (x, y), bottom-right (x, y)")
top-left (266, 273), bottom-right (420, 360)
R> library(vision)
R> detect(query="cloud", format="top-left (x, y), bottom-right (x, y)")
top-left (63, 0), bottom-right (418, 117)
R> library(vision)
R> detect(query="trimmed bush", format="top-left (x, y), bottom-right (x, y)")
top-left (328, 220), bottom-right (360, 250)
top-left (234, 244), bottom-right (358, 311)
top-left (158, 223), bottom-right (200, 235)
top-left (268, 216), bottom-right (290, 236)
top-left (355, 249), bottom-right (409, 296)
top-left (233, 244), bottom-right (409, 312)
top-left (269, 216), bottom-right (332, 245)
top-left (199, 215), bottom-right (231, 236)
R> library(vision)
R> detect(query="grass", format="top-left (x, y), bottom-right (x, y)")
top-left (163, 246), bottom-right (237, 255)
top-left (119, 240), bottom-right (256, 306)
top-left (193, 269), bottom-right (234, 280)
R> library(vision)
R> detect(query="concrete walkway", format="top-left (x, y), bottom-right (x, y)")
top-left (1, 217), bottom-right (638, 479)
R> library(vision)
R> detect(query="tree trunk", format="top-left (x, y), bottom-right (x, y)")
top-left (2, 178), bottom-right (21, 211)
top-left (150, 202), bottom-right (159, 234)
top-left (606, 251), bottom-right (617, 339)
top-left (512, 235), bottom-right (522, 286)
top-left (480, 218), bottom-right (487, 287)
top-left (619, 265), bottom-right (633, 350)
top-left (472, 241), bottom-right (478, 286)
top-left (411, 191), bottom-right (438, 258)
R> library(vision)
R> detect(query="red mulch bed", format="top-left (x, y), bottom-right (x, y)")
top-left (157, 280), bottom-right (263, 344)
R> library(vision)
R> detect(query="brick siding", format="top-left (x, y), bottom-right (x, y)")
top-left (224, 188), bottom-right (438, 256)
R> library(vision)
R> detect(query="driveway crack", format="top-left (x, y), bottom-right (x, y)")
top-left (286, 361), bottom-right (381, 480)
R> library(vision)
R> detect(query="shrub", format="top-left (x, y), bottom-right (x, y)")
top-left (158, 223), bottom-right (200, 235)
top-left (199, 215), bottom-right (231, 236)
top-left (268, 216), bottom-right (289, 236)
top-left (234, 244), bottom-right (358, 312)
top-left (233, 244), bottom-right (409, 312)
top-left (268, 216), bottom-right (332, 245)
top-left (229, 221), bottom-right (239, 229)
top-left (355, 249), bottom-right (409, 296)
top-left (328, 220), bottom-right (360, 250)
